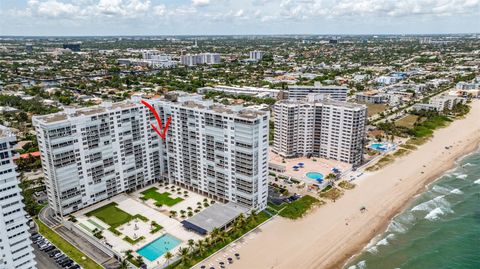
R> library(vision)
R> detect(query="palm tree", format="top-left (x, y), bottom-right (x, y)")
top-left (124, 249), bottom-right (133, 259)
top-left (177, 247), bottom-right (190, 265)
top-left (164, 251), bottom-right (173, 266)
top-left (249, 209), bottom-right (258, 224)
top-left (204, 237), bottom-right (212, 247)
top-left (210, 227), bottom-right (220, 242)
top-left (187, 239), bottom-right (195, 255)
top-left (217, 230), bottom-right (228, 244)
top-left (135, 255), bottom-right (144, 266)
top-left (118, 259), bottom-right (128, 269)
top-left (195, 240), bottom-right (206, 256)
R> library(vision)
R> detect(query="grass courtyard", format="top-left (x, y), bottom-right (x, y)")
top-left (141, 187), bottom-right (184, 206)
top-left (85, 202), bottom-right (133, 228)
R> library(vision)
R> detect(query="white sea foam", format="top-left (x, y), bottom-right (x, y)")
top-left (425, 208), bottom-right (446, 221)
top-left (376, 238), bottom-right (389, 246)
top-left (366, 246), bottom-right (378, 254)
top-left (456, 174), bottom-right (468, 179)
top-left (463, 162), bottom-right (473, 167)
top-left (432, 185), bottom-right (452, 195)
top-left (474, 179), bottom-right (480, 184)
top-left (347, 260), bottom-right (367, 269)
top-left (411, 195), bottom-right (449, 212)
top-left (450, 188), bottom-right (463, 195)
top-left (387, 220), bottom-right (407, 234)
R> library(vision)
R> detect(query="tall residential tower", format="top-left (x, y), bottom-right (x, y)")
top-left (0, 125), bottom-right (36, 269)
top-left (273, 95), bottom-right (367, 167)
top-left (33, 93), bottom-right (269, 216)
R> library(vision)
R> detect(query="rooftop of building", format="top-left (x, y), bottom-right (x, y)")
top-left (33, 99), bottom-right (139, 124)
top-left (275, 98), bottom-right (366, 110)
top-left (288, 84), bottom-right (348, 90)
top-left (34, 92), bottom-right (267, 124)
top-left (0, 125), bottom-right (15, 139)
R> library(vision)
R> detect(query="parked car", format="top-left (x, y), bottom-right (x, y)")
top-left (55, 256), bottom-right (67, 263)
top-left (49, 250), bottom-right (60, 257)
top-left (39, 243), bottom-right (51, 250)
top-left (57, 256), bottom-right (70, 263)
top-left (43, 245), bottom-right (55, 252)
top-left (53, 252), bottom-right (64, 259)
top-left (68, 264), bottom-right (80, 269)
top-left (61, 260), bottom-right (74, 268)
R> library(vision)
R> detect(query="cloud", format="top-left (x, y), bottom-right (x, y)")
top-left (192, 0), bottom-right (210, 7)
top-left (2, 0), bottom-right (479, 35)
top-left (28, 0), bottom-right (80, 18)
top-left (329, 0), bottom-right (480, 18)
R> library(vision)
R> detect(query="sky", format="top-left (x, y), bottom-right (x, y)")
top-left (1, 0), bottom-right (479, 36)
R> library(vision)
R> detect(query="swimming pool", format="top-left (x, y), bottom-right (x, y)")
top-left (306, 172), bottom-right (324, 180)
top-left (369, 143), bottom-right (388, 151)
top-left (137, 234), bottom-right (181, 262)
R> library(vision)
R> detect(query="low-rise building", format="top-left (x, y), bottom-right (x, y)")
top-left (356, 91), bottom-right (386, 104)
top-left (287, 82), bottom-right (348, 101)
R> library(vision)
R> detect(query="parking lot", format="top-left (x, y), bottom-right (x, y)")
top-left (31, 233), bottom-right (81, 269)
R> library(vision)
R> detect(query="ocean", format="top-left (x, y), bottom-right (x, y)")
top-left (345, 150), bottom-right (480, 269)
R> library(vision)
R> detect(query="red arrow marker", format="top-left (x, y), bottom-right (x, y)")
top-left (141, 100), bottom-right (172, 140)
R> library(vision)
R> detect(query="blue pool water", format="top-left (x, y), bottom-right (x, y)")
top-left (306, 172), bottom-right (324, 180)
top-left (369, 143), bottom-right (387, 151)
top-left (137, 234), bottom-right (181, 261)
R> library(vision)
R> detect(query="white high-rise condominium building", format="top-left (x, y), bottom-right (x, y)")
top-left (249, 50), bottom-right (264, 60)
top-left (34, 93), bottom-right (269, 215)
top-left (146, 93), bottom-right (269, 209)
top-left (181, 53), bottom-right (221, 66)
top-left (287, 82), bottom-right (348, 101)
top-left (0, 125), bottom-right (36, 269)
top-left (33, 101), bottom-right (165, 216)
top-left (273, 95), bottom-right (367, 167)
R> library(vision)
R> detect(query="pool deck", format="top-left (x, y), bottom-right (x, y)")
top-left (72, 187), bottom-right (206, 268)
top-left (269, 149), bottom-right (351, 186)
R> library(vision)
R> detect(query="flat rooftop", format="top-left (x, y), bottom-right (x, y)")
top-left (181, 203), bottom-right (250, 235)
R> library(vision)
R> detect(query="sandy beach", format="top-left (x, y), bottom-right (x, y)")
top-left (197, 100), bottom-right (480, 269)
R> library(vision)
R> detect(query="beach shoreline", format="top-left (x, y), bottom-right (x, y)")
top-left (340, 142), bottom-right (480, 269)
top-left (197, 100), bottom-right (480, 269)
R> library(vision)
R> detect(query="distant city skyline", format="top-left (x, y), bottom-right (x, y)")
top-left (1, 0), bottom-right (480, 36)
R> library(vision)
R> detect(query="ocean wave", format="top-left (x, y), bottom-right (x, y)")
top-left (462, 162), bottom-right (473, 167)
top-left (411, 195), bottom-right (450, 212)
top-left (377, 234), bottom-right (396, 246)
top-left (474, 179), bottom-right (480, 184)
top-left (450, 188), bottom-right (463, 195)
top-left (348, 260), bottom-right (367, 269)
top-left (456, 173), bottom-right (468, 179)
top-left (425, 207), bottom-right (448, 221)
top-left (432, 185), bottom-right (452, 195)
top-left (366, 246), bottom-right (378, 254)
top-left (387, 220), bottom-right (408, 234)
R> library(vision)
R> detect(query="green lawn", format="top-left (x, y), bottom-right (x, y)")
top-left (279, 195), bottom-right (320, 219)
top-left (141, 187), bottom-right (184, 206)
top-left (86, 202), bottom-right (133, 228)
top-left (35, 218), bottom-right (103, 269)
